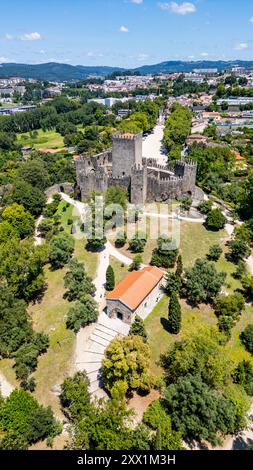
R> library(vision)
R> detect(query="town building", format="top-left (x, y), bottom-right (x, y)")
top-left (106, 266), bottom-right (164, 323)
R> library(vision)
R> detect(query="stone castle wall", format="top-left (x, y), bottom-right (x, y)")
top-left (76, 133), bottom-right (197, 204)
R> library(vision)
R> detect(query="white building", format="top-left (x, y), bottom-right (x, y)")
top-left (106, 266), bottom-right (164, 324)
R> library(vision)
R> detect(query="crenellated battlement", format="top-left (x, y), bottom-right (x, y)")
top-left (175, 158), bottom-right (197, 167)
top-left (76, 132), bottom-right (197, 204)
top-left (113, 132), bottom-right (143, 142)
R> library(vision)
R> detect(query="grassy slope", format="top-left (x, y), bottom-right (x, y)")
top-left (30, 266), bottom-right (75, 418)
top-left (144, 222), bottom-right (253, 375)
top-left (109, 256), bottom-right (130, 285)
top-left (17, 128), bottom-right (64, 149)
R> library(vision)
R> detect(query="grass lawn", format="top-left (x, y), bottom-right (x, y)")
top-left (0, 359), bottom-right (19, 389)
top-left (17, 128), bottom-right (64, 149)
top-left (225, 305), bottom-right (253, 365)
top-left (109, 256), bottom-right (130, 285)
top-left (143, 218), bottom-right (253, 376)
top-left (118, 220), bottom-right (226, 267)
top-left (27, 200), bottom-right (98, 419)
top-left (29, 266), bottom-right (75, 419)
top-left (57, 201), bottom-right (98, 279)
top-left (180, 221), bottom-right (226, 268)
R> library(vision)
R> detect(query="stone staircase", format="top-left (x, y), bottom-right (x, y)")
top-left (76, 312), bottom-right (130, 399)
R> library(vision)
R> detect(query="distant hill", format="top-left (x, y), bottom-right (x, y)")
top-left (1, 60), bottom-right (253, 82)
top-left (0, 62), bottom-right (124, 82)
top-left (134, 60), bottom-right (253, 75)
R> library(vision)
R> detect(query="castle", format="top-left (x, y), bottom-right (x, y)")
top-left (75, 132), bottom-right (199, 204)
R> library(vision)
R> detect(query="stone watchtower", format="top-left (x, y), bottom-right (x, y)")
top-left (112, 132), bottom-right (143, 178)
top-left (112, 132), bottom-right (147, 204)
top-left (174, 159), bottom-right (197, 195)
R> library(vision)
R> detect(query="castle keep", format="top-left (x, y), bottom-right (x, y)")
top-left (75, 132), bottom-right (198, 204)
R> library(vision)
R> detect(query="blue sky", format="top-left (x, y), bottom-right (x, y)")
top-left (0, 0), bottom-right (253, 67)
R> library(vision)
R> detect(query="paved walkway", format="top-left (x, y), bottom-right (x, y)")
top-left (143, 211), bottom-right (205, 223)
top-left (142, 123), bottom-right (167, 166)
top-left (0, 373), bottom-right (14, 398)
top-left (75, 312), bottom-right (130, 399)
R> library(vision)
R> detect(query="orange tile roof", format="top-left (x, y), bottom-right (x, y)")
top-left (232, 150), bottom-right (245, 161)
top-left (106, 266), bottom-right (164, 311)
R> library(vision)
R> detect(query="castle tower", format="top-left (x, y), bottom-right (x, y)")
top-left (174, 159), bottom-right (197, 194)
top-left (112, 132), bottom-right (143, 178)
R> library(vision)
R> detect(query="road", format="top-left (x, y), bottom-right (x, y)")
top-left (142, 123), bottom-right (167, 166)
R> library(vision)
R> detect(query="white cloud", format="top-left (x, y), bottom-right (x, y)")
top-left (130, 0), bottom-right (143, 4)
top-left (39, 49), bottom-right (46, 54)
top-left (137, 53), bottom-right (150, 61)
top-left (4, 33), bottom-right (13, 40)
top-left (159, 2), bottom-right (196, 15)
top-left (0, 57), bottom-right (11, 63)
top-left (119, 25), bottom-right (129, 33)
top-left (20, 32), bottom-right (42, 41)
top-left (188, 55), bottom-right (195, 59)
top-left (250, 16), bottom-right (253, 24)
top-left (200, 52), bottom-right (209, 57)
top-left (234, 42), bottom-right (249, 51)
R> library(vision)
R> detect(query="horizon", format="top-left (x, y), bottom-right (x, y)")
top-left (1, 0), bottom-right (253, 67)
top-left (1, 58), bottom-right (253, 69)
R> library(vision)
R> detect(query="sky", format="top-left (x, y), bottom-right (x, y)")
top-left (0, 0), bottom-right (253, 67)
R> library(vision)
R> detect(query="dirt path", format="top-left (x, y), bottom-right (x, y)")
top-left (0, 372), bottom-right (14, 398)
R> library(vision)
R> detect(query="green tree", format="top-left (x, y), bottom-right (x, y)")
top-left (0, 288), bottom-right (33, 357)
top-left (106, 265), bottom-right (115, 291)
top-left (17, 160), bottom-right (50, 190)
top-left (129, 254), bottom-right (142, 271)
top-left (0, 238), bottom-right (47, 301)
top-left (1, 203), bottom-right (34, 239)
top-left (198, 200), bottom-right (213, 214)
top-left (64, 259), bottom-right (95, 301)
top-left (227, 239), bottom-right (251, 264)
top-left (60, 372), bottom-right (92, 422)
top-left (242, 275), bottom-right (253, 300)
top-left (0, 389), bottom-right (59, 450)
top-left (175, 254), bottom-right (183, 277)
top-left (207, 244), bottom-right (223, 261)
top-left (86, 232), bottom-right (107, 252)
top-left (161, 327), bottom-right (233, 389)
top-left (144, 400), bottom-right (183, 450)
top-left (49, 233), bottom-right (74, 269)
top-left (165, 271), bottom-right (182, 295)
top-left (168, 292), bottom-right (181, 334)
top-left (164, 374), bottom-right (238, 446)
top-left (0, 221), bottom-right (18, 244)
top-left (128, 234), bottom-right (146, 253)
top-left (105, 186), bottom-right (128, 211)
top-left (66, 295), bottom-right (98, 332)
top-left (129, 316), bottom-right (148, 341)
top-left (206, 209), bottom-right (226, 231)
top-left (218, 315), bottom-right (234, 340)
top-left (151, 236), bottom-right (178, 269)
top-left (233, 361), bottom-right (253, 396)
top-left (101, 336), bottom-right (153, 395)
top-left (180, 195), bottom-right (192, 212)
top-left (182, 258), bottom-right (226, 306)
top-left (215, 293), bottom-right (245, 321)
top-left (4, 180), bottom-right (46, 217)
top-left (240, 325), bottom-right (253, 354)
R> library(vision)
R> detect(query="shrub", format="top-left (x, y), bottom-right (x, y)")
top-left (240, 325), bottom-right (253, 354)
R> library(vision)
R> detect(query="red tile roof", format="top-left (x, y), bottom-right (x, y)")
top-left (106, 266), bottom-right (164, 311)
